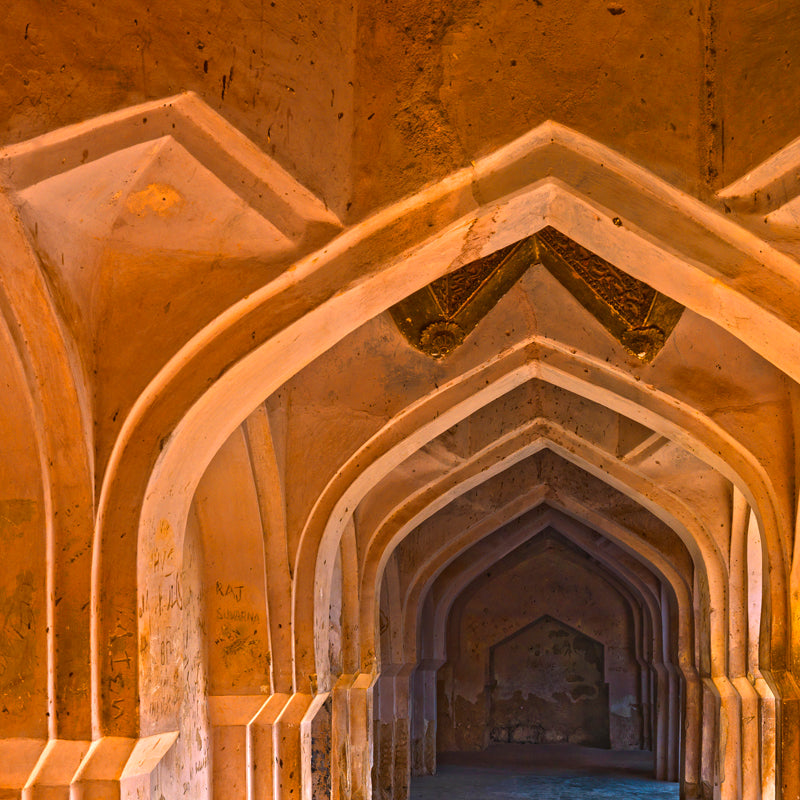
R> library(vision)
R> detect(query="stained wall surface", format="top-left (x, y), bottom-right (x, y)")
top-left (489, 616), bottom-right (609, 749)
top-left (1, 0), bottom-right (357, 214)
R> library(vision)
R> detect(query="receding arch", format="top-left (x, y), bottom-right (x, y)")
top-left (0, 191), bottom-right (95, 743)
top-left (412, 504), bottom-right (692, 782)
top-left (436, 528), bottom-right (667, 762)
top-left (84, 126), bottom-right (799, 800)
top-left (356, 429), bottom-right (723, 676)
top-left (301, 343), bottom-right (789, 694)
top-left (342, 428), bottom-right (750, 796)
top-left (356, 450), bottom-right (702, 785)
top-left (0, 66), bottom-right (799, 800)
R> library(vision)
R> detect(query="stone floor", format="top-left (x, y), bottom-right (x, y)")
top-left (410, 745), bottom-right (679, 799)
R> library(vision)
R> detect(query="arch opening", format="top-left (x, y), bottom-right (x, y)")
top-left (86, 114), bottom-right (794, 800)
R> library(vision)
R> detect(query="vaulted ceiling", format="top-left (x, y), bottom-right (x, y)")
top-left (1, 3), bottom-right (800, 799)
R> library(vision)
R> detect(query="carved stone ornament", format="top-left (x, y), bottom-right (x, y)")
top-left (389, 236), bottom-right (539, 359)
top-left (535, 227), bottom-right (684, 362)
top-left (389, 227), bottom-right (683, 361)
top-left (419, 321), bottom-right (465, 358)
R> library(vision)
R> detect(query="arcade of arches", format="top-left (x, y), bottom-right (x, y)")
top-left (2, 3), bottom-right (800, 800)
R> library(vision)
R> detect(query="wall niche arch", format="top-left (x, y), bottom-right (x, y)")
top-left (488, 615), bottom-right (610, 749)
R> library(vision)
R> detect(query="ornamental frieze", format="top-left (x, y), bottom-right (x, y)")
top-left (390, 228), bottom-right (684, 362)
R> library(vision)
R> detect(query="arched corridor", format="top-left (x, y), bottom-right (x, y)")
top-left (1, 6), bottom-right (800, 800)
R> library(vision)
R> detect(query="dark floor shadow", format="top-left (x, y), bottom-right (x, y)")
top-left (410, 745), bottom-right (679, 800)
top-left (438, 743), bottom-right (657, 779)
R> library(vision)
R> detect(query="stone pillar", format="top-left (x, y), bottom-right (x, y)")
top-left (665, 662), bottom-right (681, 783)
top-left (248, 693), bottom-right (291, 800)
top-left (410, 669), bottom-right (424, 777)
top-left (374, 667), bottom-right (398, 800)
top-left (21, 740), bottom-right (90, 800)
top-left (420, 662), bottom-right (442, 776)
top-left (411, 661), bottom-right (444, 776)
top-left (349, 674), bottom-right (376, 800)
top-left (700, 678), bottom-right (720, 800)
top-left (726, 499), bottom-right (758, 800)
top-left (118, 733), bottom-right (179, 800)
top-left (730, 675), bottom-right (759, 800)
top-left (682, 664), bottom-right (703, 798)
top-left (301, 693), bottom-right (332, 800)
top-left (0, 740), bottom-right (46, 799)
top-left (631, 649), bottom-right (648, 751)
top-left (207, 695), bottom-right (268, 800)
top-left (273, 693), bottom-right (313, 800)
top-left (652, 661), bottom-right (669, 781)
top-left (434, 664), bottom-right (455, 754)
top-left (392, 666), bottom-right (415, 800)
top-left (714, 675), bottom-right (743, 800)
top-left (772, 669), bottom-right (800, 800)
top-left (640, 663), bottom-right (652, 751)
top-left (331, 675), bottom-right (356, 800)
top-left (649, 664), bottom-right (657, 753)
top-left (752, 672), bottom-right (777, 800)
top-left (69, 738), bottom-right (137, 800)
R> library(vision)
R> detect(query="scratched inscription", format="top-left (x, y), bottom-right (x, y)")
top-left (144, 517), bottom-right (210, 797)
top-left (211, 580), bottom-right (270, 686)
